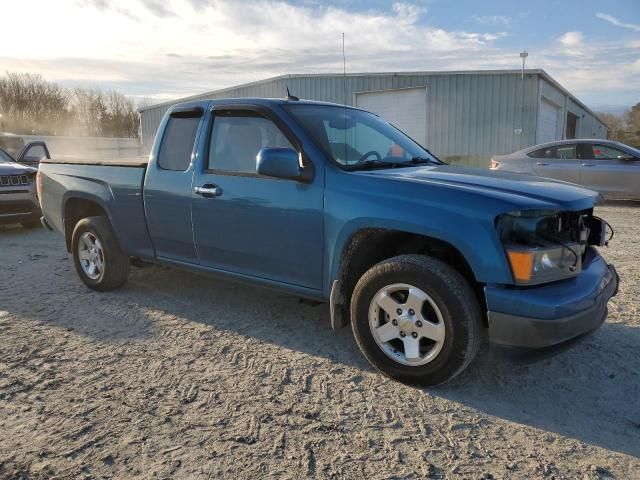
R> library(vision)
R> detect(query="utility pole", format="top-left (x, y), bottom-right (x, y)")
top-left (520, 50), bottom-right (528, 80)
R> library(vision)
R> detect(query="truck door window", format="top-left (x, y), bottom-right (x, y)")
top-left (158, 115), bottom-right (201, 171)
top-left (209, 114), bottom-right (294, 174)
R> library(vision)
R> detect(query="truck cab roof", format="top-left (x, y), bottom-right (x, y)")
top-left (169, 97), bottom-right (366, 113)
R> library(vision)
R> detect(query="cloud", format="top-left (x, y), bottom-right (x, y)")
top-left (1, 0), bottom-right (638, 106)
top-left (558, 31), bottom-right (583, 48)
top-left (596, 13), bottom-right (640, 32)
top-left (535, 36), bottom-right (640, 105)
top-left (472, 15), bottom-right (511, 26)
top-left (140, 0), bottom-right (175, 17)
top-left (557, 31), bottom-right (586, 57)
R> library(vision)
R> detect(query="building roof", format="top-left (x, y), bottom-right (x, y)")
top-left (137, 68), bottom-right (605, 129)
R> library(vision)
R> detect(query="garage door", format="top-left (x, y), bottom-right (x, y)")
top-left (355, 87), bottom-right (427, 146)
top-left (537, 98), bottom-right (559, 144)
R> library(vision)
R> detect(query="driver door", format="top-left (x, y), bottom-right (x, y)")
top-left (18, 142), bottom-right (50, 167)
top-left (191, 106), bottom-right (324, 291)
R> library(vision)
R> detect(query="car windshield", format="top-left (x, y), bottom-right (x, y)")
top-left (0, 147), bottom-right (15, 163)
top-left (284, 104), bottom-right (441, 170)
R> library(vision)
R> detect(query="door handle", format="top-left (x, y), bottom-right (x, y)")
top-left (194, 184), bottom-right (223, 198)
top-left (581, 163), bottom-right (594, 167)
top-left (536, 162), bottom-right (549, 166)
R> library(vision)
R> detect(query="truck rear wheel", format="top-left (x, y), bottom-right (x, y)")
top-left (71, 216), bottom-right (130, 291)
top-left (350, 254), bottom-right (481, 386)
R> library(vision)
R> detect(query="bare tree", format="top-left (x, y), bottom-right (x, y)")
top-left (627, 103), bottom-right (640, 147)
top-left (0, 72), bottom-right (139, 138)
top-left (597, 107), bottom-right (640, 146)
top-left (0, 72), bottom-right (70, 135)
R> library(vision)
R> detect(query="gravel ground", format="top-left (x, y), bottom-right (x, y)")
top-left (0, 204), bottom-right (639, 479)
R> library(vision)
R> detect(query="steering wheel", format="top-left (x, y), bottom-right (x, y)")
top-left (358, 150), bottom-right (381, 163)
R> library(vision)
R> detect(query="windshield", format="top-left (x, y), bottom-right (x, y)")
top-left (285, 104), bottom-right (441, 170)
top-left (0, 147), bottom-right (15, 163)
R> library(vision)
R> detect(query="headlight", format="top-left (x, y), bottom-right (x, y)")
top-left (497, 210), bottom-right (583, 285)
top-left (505, 244), bottom-right (580, 285)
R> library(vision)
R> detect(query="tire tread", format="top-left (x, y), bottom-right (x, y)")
top-left (71, 216), bottom-right (130, 291)
top-left (350, 254), bottom-right (482, 385)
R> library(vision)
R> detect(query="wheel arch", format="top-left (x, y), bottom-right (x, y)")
top-left (329, 226), bottom-right (486, 328)
top-left (63, 194), bottom-right (111, 252)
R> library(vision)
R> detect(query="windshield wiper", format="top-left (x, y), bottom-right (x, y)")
top-left (403, 156), bottom-right (437, 165)
top-left (349, 156), bottom-right (440, 171)
top-left (348, 159), bottom-right (401, 170)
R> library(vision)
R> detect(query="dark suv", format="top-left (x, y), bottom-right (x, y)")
top-left (0, 142), bottom-right (50, 228)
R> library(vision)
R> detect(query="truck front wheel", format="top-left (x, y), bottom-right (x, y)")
top-left (71, 216), bottom-right (130, 291)
top-left (350, 254), bottom-right (481, 386)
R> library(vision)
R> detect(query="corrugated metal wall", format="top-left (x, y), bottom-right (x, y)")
top-left (538, 78), bottom-right (609, 141)
top-left (139, 71), bottom-right (605, 166)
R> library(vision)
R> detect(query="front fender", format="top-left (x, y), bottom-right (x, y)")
top-left (325, 214), bottom-right (510, 298)
top-left (322, 166), bottom-right (519, 298)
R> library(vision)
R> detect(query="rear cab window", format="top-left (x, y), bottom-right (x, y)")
top-left (157, 112), bottom-right (202, 171)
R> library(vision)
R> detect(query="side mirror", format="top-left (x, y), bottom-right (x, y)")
top-left (617, 154), bottom-right (636, 161)
top-left (256, 147), bottom-right (302, 180)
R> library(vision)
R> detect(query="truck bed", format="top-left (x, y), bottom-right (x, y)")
top-left (38, 160), bottom-right (155, 260)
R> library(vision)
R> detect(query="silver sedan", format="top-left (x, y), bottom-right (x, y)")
top-left (490, 139), bottom-right (640, 200)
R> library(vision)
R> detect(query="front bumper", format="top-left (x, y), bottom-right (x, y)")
top-left (0, 202), bottom-right (41, 225)
top-left (0, 188), bottom-right (41, 225)
top-left (485, 248), bottom-right (618, 349)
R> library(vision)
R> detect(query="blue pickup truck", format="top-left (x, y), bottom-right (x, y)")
top-left (38, 98), bottom-right (618, 385)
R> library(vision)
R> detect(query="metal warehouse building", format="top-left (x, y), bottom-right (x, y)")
top-left (139, 69), bottom-right (609, 166)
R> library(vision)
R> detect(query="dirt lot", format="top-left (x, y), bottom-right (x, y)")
top-left (0, 204), bottom-right (639, 479)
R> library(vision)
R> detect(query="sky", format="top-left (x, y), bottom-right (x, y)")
top-left (0, 0), bottom-right (638, 111)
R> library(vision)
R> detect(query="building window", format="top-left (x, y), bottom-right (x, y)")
top-left (566, 112), bottom-right (579, 139)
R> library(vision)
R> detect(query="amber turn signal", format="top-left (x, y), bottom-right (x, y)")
top-left (506, 250), bottom-right (533, 282)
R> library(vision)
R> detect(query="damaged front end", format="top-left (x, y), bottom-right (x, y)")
top-left (496, 209), bottom-right (612, 286)
top-left (485, 207), bottom-right (618, 350)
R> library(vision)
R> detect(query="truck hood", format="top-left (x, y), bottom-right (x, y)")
top-left (0, 161), bottom-right (36, 175)
top-left (357, 164), bottom-right (599, 211)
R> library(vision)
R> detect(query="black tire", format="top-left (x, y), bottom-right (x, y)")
top-left (71, 216), bottom-right (130, 291)
top-left (351, 254), bottom-right (481, 386)
top-left (21, 219), bottom-right (41, 229)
